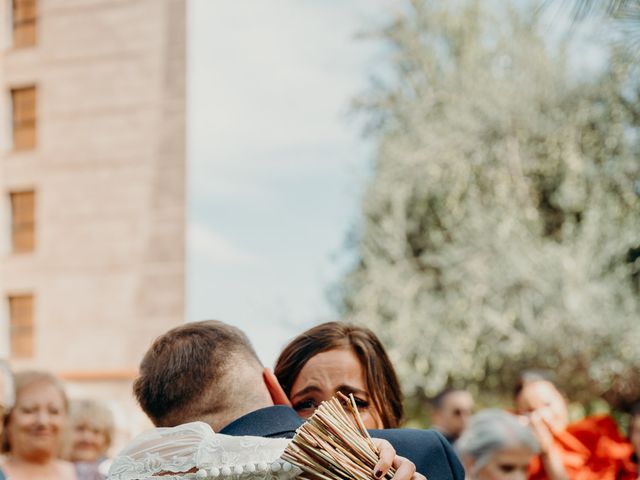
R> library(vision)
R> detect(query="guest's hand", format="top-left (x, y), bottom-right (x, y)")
top-left (372, 439), bottom-right (426, 480)
top-left (525, 412), bottom-right (569, 480)
top-left (529, 410), bottom-right (555, 454)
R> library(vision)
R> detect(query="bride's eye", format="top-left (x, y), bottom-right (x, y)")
top-left (353, 397), bottom-right (370, 411)
top-left (293, 399), bottom-right (319, 412)
top-left (338, 395), bottom-right (370, 411)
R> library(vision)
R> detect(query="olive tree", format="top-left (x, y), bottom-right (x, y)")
top-left (340, 0), bottom-right (640, 412)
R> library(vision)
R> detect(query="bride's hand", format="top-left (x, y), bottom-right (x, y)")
top-left (372, 439), bottom-right (427, 480)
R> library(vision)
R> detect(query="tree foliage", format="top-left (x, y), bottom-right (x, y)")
top-left (340, 0), bottom-right (640, 411)
top-left (555, 0), bottom-right (640, 50)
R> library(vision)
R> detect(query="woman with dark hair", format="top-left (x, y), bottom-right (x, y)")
top-left (274, 322), bottom-right (403, 429)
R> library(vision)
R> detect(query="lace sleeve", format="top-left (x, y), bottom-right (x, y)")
top-left (108, 422), bottom-right (299, 480)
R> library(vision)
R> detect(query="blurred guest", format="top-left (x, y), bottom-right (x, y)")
top-left (1, 371), bottom-right (77, 479)
top-left (456, 409), bottom-right (539, 480)
top-left (67, 399), bottom-right (114, 480)
top-left (431, 388), bottom-right (475, 443)
top-left (0, 360), bottom-right (15, 479)
top-left (624, 402), bottom-right (640, 479)
top-left (275, 321), bottom-right (404, 428)
top-left (515, 370), bottom-right (633, 480)
top-left (0, 360), bottom-right (15, 437)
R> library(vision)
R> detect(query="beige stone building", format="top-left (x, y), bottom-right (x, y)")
top-left (0, 0), bottom-right (186, 448)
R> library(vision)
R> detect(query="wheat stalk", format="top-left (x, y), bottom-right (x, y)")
top-left (281, 393), bottom-right (396, 480)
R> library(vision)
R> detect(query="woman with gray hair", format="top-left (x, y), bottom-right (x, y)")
top-left (455, 409), bottom-right (539, 480)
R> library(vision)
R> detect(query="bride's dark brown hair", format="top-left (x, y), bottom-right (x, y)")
top-left (274, 322), bottom-right (404, 428)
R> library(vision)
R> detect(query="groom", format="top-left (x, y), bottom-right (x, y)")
top-left (133, 320), bottom-right (464, 479)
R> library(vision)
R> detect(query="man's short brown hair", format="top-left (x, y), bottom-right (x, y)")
top-left (133, 320), bottom-right (261, 426)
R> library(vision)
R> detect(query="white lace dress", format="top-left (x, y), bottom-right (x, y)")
top-left (108, 422), bottom-right (300, 480)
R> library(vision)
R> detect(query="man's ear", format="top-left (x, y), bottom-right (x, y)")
top-left (263, 368), bottom-right (291, 406)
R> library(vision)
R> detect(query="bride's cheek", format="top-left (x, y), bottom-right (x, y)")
top-left (362, 414), bottom-right (376, 429)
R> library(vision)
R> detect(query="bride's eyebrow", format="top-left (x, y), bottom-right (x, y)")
top-left (291, 386), bottom-right (322, 400)
top-left (336, 385), bottom-right (368, 397)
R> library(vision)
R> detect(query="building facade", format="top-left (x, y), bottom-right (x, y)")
top-left (0, 0), bottom-right (186, 446)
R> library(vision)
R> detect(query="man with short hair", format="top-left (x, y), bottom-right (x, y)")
top-left (134, 320), bottom-right (273, 431)
top-left (430, 388), bottom-right (474, 444)
top-left (134, 320), bottom-right (464, 480)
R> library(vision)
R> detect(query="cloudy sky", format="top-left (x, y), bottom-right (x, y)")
top-left (185, 0), bottom-right (603, 368)
top-left (187, 0), bottom-right (394, 366)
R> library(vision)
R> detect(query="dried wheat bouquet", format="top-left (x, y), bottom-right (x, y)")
top-left (281, 393), bottom-right (396, 480)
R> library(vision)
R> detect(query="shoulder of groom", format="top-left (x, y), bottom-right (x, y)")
top-left (368, 428), bottom-right (465, 480)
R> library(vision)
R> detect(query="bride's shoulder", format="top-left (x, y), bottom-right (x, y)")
top-left (108, 421), bottom-right (298, 480)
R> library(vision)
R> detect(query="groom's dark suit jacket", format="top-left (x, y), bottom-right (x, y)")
top-left (220, 406), bottom-right (465, 480)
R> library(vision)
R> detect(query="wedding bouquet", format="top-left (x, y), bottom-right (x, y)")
top-left (281, 393), bottom-right (395, 480)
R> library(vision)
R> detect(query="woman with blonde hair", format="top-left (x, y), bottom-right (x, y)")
top-left (0, 370), bottom-right (77, 479)
top-left (67, 399), bottom-right (115, 480)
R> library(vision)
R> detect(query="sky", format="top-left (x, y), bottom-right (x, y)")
top-left (185, 1), bottom-right (608, 369)
top-left (187, 0), bottom-right (395, 367)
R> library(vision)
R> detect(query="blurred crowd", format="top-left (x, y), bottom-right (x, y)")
top-left (0, 364), bottom-right (112, 480)
top-left (434, 380), bottom-right (640, 480)
top-left (0, 321), bottom-right (638, 480)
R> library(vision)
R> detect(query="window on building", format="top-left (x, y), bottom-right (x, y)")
top-left (11, 86), bottom-right (37, 150)
top-left (10, 190), bottom-right (36, 253)
top-left (8, 294), bottom-right (34, 358)
top-left (12, 0), bottom-right (37, 47)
